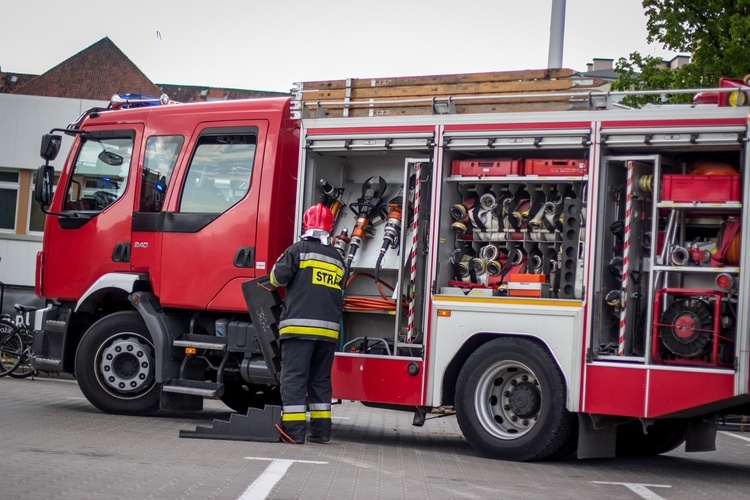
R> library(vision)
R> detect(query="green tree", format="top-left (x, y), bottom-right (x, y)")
top-left (611, 0), bottom-right (750, 107)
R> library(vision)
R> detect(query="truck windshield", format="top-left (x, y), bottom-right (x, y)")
top-left (64, 136), bottom-right (133, 212)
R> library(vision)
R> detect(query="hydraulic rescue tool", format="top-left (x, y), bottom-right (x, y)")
top-left (376, 186), bottom-right (405, 274)
top-left (344, 175), bottom-right (387, 278)
top-left (319, 178), bottom-right (345, 225)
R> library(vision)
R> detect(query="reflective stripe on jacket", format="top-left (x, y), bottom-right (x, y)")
top-left (270, 239), bottom-right (345, 343)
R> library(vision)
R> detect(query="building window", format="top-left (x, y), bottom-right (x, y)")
top-left (0, 170), bottom-right (20, 232)
top-left (28, 172), bottom-right (59, 234)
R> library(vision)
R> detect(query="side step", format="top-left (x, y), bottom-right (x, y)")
top-left (180, 405), bottom-right (282, 442)
top-left (173, 333), bottom-right (227, 351)
top-left (31, 356), bottom-right (63, 372)
top-left (162, 379), bottom-right (225, 398)
top-left (45, 319), bottom-right (67, 334)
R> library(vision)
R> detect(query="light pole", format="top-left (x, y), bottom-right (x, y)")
top-left (548, 0), bottom-right (566, 69)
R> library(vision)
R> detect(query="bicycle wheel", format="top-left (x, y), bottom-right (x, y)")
top-left (0, 323), bottom-right (23, 377)
top-left (9, 334), bottom-right (37, 378)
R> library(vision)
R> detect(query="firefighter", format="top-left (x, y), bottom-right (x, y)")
top-left (269, 203), bottom-right (345, 444)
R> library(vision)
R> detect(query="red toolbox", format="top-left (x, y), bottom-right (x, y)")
top-left (508, 273), bottom-right (545, 297)
top-left (451, 159), bottom-right (522, 177)
top-left (524, 158), bottom-right (588, 176)
top-left (661, 174), bottom-right (740, 202)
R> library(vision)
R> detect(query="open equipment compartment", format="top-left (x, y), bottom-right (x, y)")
top-left (299, 134), bottom-right (432, 359)
top-left (593, 125), bottom-right (746, 368)
top-left (650, 157), bottom-right (743, 368)
top-left (435, 125), bottom-right (592, 302)
top-left (592, 156), bottom-right (664, 358)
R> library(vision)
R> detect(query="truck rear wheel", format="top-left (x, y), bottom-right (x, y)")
top-left (220, 381), bottom-right (282, 414)
top-left (456, 337), bottom-right (577, 461)
top-left (616, 418), bottom-right (687, 456)
top-left (75, 312), bottom-right (159, 415)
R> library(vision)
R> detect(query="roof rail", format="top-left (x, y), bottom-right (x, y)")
top-left (292, 70), bottom-right (750, 119)
top-left (67, 93), bottom-right (179, 130)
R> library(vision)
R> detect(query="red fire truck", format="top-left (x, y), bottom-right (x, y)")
top-left (31, 71), bottom-right (749, 461)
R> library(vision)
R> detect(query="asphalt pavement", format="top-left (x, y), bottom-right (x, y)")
top-left (2, 376), bottom-right (749, 500)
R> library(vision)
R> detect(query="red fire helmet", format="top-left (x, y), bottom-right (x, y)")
top-left (302, 203), bottom-right (334, 233)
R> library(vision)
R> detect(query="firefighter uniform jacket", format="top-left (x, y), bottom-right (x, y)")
top-left (269, 239), bottom-right (345, 342)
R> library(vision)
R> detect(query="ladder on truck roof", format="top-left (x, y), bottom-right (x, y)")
top-left (292, 68), bottom-right (750, 119)
top-left (293, 68), bottom-right (608, 119)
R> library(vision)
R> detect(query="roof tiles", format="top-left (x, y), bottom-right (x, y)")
top-left (3, 36), bottom-right (288, 101)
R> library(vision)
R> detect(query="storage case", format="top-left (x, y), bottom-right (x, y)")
top-left (508, 274), bottom-right (545, 297)
top-left (661, 174), bottom-right (740, 203)
top-left (524, 158), bottom-right (588, 176)
top-left (451, 159), bottom-right (522, 177)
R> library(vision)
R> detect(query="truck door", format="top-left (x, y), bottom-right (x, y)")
top-left (157, 122), bottom-right (267, 312)
top-left (130, 134), bottom-right (185, 296)
top-left (42, 126), bottom-right (142, 300)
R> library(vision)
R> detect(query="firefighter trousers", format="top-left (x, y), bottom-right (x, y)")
top-left (280, 338), bottom-right (335, 442)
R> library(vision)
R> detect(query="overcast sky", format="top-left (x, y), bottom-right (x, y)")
top-left (1, 0), bottom-right (678, 93)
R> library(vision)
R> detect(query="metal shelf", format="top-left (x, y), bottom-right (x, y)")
top-left (447, 175), bottom-right (588, 183)
top-left (653, 265), bottom-right (740, 274)
top-left (656, 201), bottom-right (741, 210)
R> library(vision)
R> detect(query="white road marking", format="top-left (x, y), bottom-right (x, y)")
top-left (592, 481), bottom-right (671, 500)
top-left (719, 431), bottom-right (750, 444)
top-left (241, 457), bottom-right (327, 500)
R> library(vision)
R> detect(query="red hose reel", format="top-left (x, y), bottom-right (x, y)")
top-left (651, 288), bottom-right (733, 367)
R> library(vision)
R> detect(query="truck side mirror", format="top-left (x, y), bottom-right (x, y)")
top-left (40, 134), bottom-right (62, 162)
top-left (34, 165), bottom-right (55, 207)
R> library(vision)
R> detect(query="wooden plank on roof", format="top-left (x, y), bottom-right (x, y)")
top-left (297, 68), bottom-right (579, 90)
top-left (300, 78), bottom-right (605, 101)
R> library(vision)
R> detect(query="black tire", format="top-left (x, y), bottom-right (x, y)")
top-left (0, 326), bottom-right (23, 377)
top-left (616, 418), bottom-right (687, 456)
top-left (456, 337), bottom-right (578, 461)
top-left (75, 311), bottom-right (159, 415)
top-left (220, 381), bottom-right (282, 414)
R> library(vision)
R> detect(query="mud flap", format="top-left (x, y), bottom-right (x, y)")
top-left (241, 276), bottom-right (282, 382)
top-left (577, 413), bottom-right (617, 459)
top-left (685, 416), bottom-right (718, 452)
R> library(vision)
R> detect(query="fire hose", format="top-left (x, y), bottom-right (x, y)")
top-left (343, 272), bottom-right (408, 312)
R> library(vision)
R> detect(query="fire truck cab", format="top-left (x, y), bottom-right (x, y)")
top-left (34, 97), bottom-right (298, 414)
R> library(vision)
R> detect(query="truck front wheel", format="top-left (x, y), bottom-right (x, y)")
top-left (456, 337), bottom-right (577, 461)
top-left (75, 312), bottom-right (159, 415)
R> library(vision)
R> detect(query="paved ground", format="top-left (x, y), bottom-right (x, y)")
top-left (1, 376), bottom-right (749, 499)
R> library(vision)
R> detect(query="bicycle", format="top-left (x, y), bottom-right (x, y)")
top-left (0, 281), bottom-right (39, 379)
